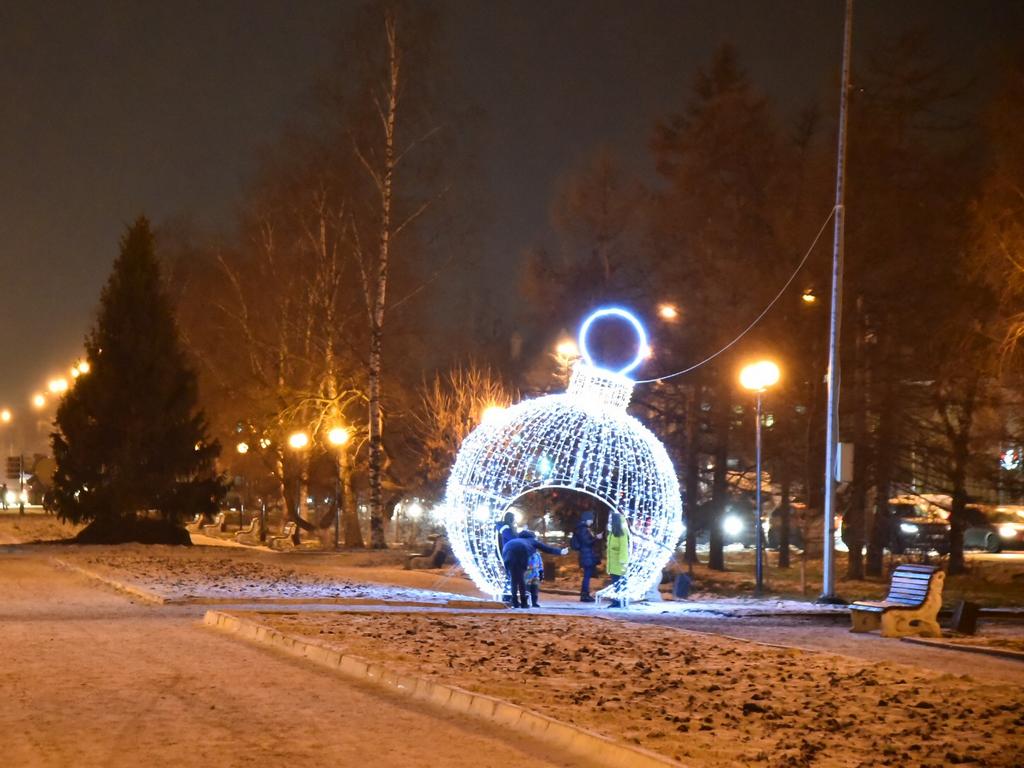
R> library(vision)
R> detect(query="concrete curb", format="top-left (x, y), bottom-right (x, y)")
top-left (203, 610), bottom-right (681, 768)
top-left (901, 636), bottom-right (1024, 662)
top-left (52, 558), bottom-right (167, 605)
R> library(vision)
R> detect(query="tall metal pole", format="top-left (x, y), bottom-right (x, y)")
top-left (821, 0), bottom-right (854, 603)
top-left (754, 392), bottom-right (764, 596)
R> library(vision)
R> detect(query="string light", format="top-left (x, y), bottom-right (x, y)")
top-left (445, 308), bottom-right (683, 601)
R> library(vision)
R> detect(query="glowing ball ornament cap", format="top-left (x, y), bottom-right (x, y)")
top-left (577, 306), bottom-right (650, 376)
top-left (444, 307), bottom-right (683, 602)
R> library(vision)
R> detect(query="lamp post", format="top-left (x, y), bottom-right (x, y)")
top-left (287, 431), bottom-right (309, 544)
top-left (236, 441), bottom-right (249, 527)
top-left (740, 360), bottom-right (780, 597)
top-left (327, 426), bottom-right (350, 549)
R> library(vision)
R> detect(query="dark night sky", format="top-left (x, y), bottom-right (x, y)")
top-left (1, 0), bottom-right (1020, 444)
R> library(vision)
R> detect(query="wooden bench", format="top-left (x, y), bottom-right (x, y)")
top-left (850, 564), bottom-right (944, 638)
top-left (407, 535), bottom-right (449, 569)
top-left (268, 521), bottom-right (297, 551)
top-left (234, 514), bottom-right (263, 545)
top-left (184, 513), bottom-right (205, 533)
top-left (200, 511), bottom-right (226, 535)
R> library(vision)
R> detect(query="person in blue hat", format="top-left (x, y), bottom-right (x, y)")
top-left (571, 510), bottom-right (602, 602)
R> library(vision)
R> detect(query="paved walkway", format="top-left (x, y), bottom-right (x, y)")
top-left (0, 551), bottom-right (580, 768)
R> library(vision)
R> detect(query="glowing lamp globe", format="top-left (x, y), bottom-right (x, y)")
top-left (739, 360), bottom-right (780, 392)
top-left (444, 307), bottom-right (683, 602)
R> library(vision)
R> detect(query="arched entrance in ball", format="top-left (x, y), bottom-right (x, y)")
top-left (444, 386), bottom-right (683, 601)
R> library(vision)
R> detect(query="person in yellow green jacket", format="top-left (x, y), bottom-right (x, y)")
top-left (605, 512), bottom-right (630, 608)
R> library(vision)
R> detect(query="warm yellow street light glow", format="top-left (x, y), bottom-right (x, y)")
top-left (801, 290), bottom-right (817, 304)
top-left (77, 361), bottom-right (91, 374)
top-left (70, 367), bottom-right (80, 379)
top-left (48, 378), bottom-right (69, 394)
top-left (32, 394), bottom-right (46, 409)
top-left (0, 409), bottom-right (10, 423)
top-left (480, 405), bottom-right (506, 425)
top-left (236, 441), bottom-right (249, 455)
top-left (739, 361), bottom-right (781, 392)
top-left (554, 339), bottom-right (579, 358)
top-left (258, 437), bottom-right (272, 449)
top-left (288, 431), bottom-right (309, 450)
top-left (658, 303), bottom-right (679, 320)
top-left (327, 426), bottom-right (351, 446)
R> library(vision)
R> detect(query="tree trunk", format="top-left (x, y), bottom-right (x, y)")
top-left (366, 13), bottom-right (400, 550)
top-left (684, 382), bottom-right (701, 565)
top-left (778, 455), bottom-right (792, 569)
top-left (846, 296), bottom-right (868, 580)
top-left (708, 376), bottom-right (730, 571)
top-left (803, 373), bottom-right (826, 558)
top-left (867, 360), bottom-right (895, 578)
top-left (275, 449), bottom-right (288, 531)
top-left (948, 473), bottom-right (968, 576)
top-left (340, 446), bottom-right (364, 548)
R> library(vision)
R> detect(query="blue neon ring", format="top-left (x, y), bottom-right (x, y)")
top-left (577, 307), bottom-right (649, 377)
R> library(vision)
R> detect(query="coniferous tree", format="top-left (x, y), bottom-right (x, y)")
top-left (51, 217), bottom-right (224, 538)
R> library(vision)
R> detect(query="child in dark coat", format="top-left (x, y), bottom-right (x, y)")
top-left (524, 550), bottom-right (544, 607)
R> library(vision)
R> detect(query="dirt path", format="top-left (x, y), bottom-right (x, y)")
top-left (0, 551), bottom-right (580, 768)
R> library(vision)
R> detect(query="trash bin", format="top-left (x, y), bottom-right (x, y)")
top-left (673, 573), bottom-right (691, 599)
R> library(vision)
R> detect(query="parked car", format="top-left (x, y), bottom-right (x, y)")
top-left (691, 499), bottom-right (759, 548)
top-left (886, 499), bottom-right (951, 555)
top-left (964, 505), bottom-right (1024, 553)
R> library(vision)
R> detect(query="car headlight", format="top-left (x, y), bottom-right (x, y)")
top-left (723, 515), bottom-right (744, 537)
top-left (900, 523), bottom-right (919, 534)
top-left (999, 525), bottom-right (1018, 539)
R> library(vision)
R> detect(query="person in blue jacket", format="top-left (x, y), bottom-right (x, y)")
top-left (501, 530), bottom-right (567, 609)
top-left (572, 510), bottom-right (603, 602)
top-left (495, 511), bottom-right (516, 602)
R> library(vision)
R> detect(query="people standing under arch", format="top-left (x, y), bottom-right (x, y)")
top-left (605, 511), bottom-right (630, 608)
top-left (502, 530), bottom-right (567, 608)
top-left (571, 510), bottom-right (602, 602)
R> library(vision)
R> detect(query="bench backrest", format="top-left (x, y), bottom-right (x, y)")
top-left (281, 522), bottom-right (296, 536)
top-left (886, 564), bottom-right (939, 605)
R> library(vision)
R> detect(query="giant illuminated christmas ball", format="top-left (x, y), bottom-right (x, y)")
top-left (444, 307), bottom-right (683, 602)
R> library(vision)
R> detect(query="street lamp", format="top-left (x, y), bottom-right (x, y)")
top-left (236, 441), bottom-right (249, 455)
top-left (287, 431), bottom-right (309, 450)
top-left (47, 378), bottom-right (69, 395)
top-left (327, 426), bottom-right (350, 446)
top-left (0, 409), bottom-right (11, 424)
top-left (657, 303), bottom-right (679, 321)
top-left (555, 339), bottom-right (579, 359)
top-left (739, 360), bottom-right (780, 597)
top-left (554, 338), bottom-right (579, 383)
top-left (480, 404), bottom-right (506, 425)
top-left (32, 394), bottom-right (46, 410)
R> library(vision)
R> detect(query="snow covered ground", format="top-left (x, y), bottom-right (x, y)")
top-left (0, 554), bottom-right (580, 768)
top-left (57, 546), bottom-right (489, 603)
top-left (33, 539), bottom-right (1024, 766)
top-left (248, 610), bottom-right (1023, 767)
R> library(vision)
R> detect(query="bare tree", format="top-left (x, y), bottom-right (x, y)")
top-left (349, 2), bottom-right (447, 547)
top-left (412, 364), bottom-right (516, 495)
